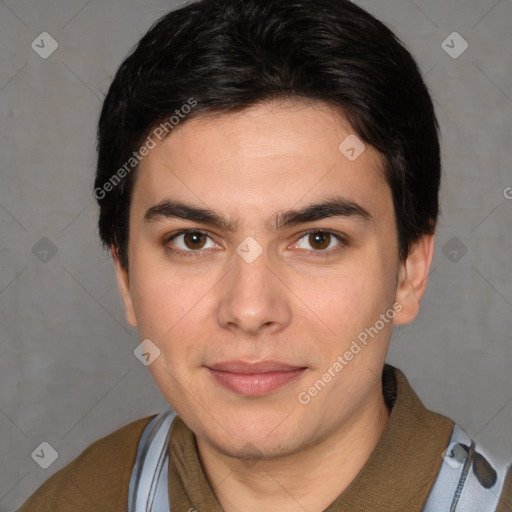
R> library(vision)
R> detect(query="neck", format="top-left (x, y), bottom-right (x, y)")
top-left (196, 382), bottom-right (391, 512)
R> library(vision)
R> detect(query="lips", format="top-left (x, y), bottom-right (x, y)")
top-left (206, 360), bottom-right (307, 396)
top-left (208, 360), bottom-right (304, 373)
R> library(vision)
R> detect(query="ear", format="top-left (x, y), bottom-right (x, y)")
top-left (111, 247), bottom-right (138, 328)
top-left (394, 234), bottom-right (435, 325)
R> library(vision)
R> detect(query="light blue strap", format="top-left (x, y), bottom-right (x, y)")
top-left (128, 408), bottom-right (177, 512)
top-left (423, 424), bottom-right (508, 511)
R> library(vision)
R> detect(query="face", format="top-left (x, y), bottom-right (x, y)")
top-left (115, 99), bottom-right (433, 460)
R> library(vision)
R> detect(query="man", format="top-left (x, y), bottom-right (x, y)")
top-left (16, 0), bottom-right (512, 510)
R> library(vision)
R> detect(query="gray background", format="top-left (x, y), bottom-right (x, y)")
top-left (1, 0), bottom-right (511, 510)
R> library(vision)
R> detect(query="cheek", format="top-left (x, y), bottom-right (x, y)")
top-left (300, 274), bottom-right (365, 329)
top-left (287, 261), bottom-right (387, 343)
top-left (304, 252), bottom-right (395, 351)
top-left (129, 257), bottom-right (220, 352)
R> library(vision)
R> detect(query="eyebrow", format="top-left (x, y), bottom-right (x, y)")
top-left (143, 196), bottom-right (373, 232)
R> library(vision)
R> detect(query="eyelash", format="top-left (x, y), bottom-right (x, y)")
top-left (164, 229), bottom-right (347, 258)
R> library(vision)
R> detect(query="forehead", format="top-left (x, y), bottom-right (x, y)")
top-left (132, 99), bottom-right (391, 228)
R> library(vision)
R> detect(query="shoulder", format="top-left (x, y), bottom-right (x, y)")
top-left (16, 414), bottom-right (157, 512)
top-left (497, 465), bottom-right (512, 511)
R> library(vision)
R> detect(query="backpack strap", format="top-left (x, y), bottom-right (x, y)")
top-left (128, 408), bottom-right (177, 512)
top-left (423, 424), bottom-right (509, 511)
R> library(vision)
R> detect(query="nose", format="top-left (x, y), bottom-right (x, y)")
top-left (216, 243), bottom-right (292, 337)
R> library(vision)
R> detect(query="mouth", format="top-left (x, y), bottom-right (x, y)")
top-left (206, 360), bottom-right (307, 396)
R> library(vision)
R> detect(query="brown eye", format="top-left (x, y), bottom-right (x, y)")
top-left (166, 230), bottom-right (217, 255)
top-left (182, 232), bottom-right (207, 250)
top-left (294, 230), bottom-right (346, 256)
top-left (308, 232), bottom-right (331, 250)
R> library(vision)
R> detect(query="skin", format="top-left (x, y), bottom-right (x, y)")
top-left (114, 98), bottom-right (435, 512)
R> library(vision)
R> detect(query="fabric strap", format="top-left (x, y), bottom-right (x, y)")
top-left (128, 410), bottom-right (508, 512)
top-left (423, 424), bottom-right (508, 511)
top-left (127, 408), bottom-right (176, 512)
